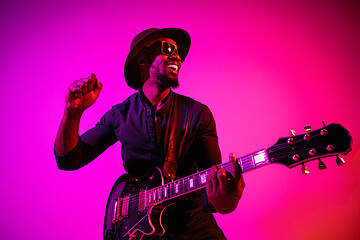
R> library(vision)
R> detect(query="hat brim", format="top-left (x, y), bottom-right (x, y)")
top-left (124, 28), bottom-right (191, 90)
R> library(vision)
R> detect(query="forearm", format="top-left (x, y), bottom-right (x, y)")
top-left (55, 106), bottom-right (118, 170)
top-left (55, 108), bottom-right (83, 155)
top-left (55, 74), bottom-right (104, 170)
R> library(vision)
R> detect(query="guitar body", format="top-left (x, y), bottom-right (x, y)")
top-left (104, 168), bottom-right (169, 240)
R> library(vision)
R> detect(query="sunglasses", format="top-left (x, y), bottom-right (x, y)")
top-left (150, 41), bottom-right (187, 62)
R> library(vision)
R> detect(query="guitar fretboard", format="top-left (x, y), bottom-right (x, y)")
top-left (138, 148), bottom-right (270, 209)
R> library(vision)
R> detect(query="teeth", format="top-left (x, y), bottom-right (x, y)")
top-left (167, 64), bottom-right (179, 72)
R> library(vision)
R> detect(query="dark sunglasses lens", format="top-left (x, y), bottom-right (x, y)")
top-left (162, 42), bottom-right (175, 55)
top-left (177, 48), bottom-right (186, 61)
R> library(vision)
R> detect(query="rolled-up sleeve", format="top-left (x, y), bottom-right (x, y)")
top-left (196, 105), bottom-right (222, 169)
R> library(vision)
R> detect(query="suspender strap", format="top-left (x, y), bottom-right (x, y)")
top-left (163, 94), bottom-right (191, 180)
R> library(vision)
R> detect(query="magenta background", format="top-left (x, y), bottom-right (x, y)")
top-left (1, 0), bottom-right (360, 239)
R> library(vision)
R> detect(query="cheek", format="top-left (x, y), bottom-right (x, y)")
top-left (147, 54), bottom-right (158, 66)
top-left (151, 57), bottom-right (166, 70)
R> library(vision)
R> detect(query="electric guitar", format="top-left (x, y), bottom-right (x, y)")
top-left (103, 123), bottom-right (352, 240)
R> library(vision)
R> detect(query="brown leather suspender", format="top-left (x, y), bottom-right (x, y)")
top-left (163, 94), bottom-right (191, 180)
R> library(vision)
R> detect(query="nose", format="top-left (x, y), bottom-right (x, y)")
top-left (168, 51), bottom-right (182, 62)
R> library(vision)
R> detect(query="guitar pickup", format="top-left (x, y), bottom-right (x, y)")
top-left (138, 190), bottom-right (147, 211)
top-left (112, 196), bottom-right (130, 223)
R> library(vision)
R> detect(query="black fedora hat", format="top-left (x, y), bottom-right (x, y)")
top-left (124, 28), bottom-right (191, 90)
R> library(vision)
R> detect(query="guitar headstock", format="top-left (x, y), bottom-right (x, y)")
top-left (268, 123), bottom-right (352, 171)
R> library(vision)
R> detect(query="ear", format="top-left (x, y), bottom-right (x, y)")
top-left (138, 52), bottom-right (148, 65)
top-left (138, 51), bottom-right (150, 83)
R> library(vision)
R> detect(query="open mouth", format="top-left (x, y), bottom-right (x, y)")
top-left (166, 64), bottom-right (179, 72)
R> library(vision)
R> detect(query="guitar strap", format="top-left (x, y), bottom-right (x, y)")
top-left (163, 94), bottom-right (191, 181)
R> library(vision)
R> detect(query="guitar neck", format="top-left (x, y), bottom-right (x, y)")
top-left (144, 148), bottom-right (270, 206)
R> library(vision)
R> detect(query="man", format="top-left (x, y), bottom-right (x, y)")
top-left (55, 28), bottom-right (245, 239)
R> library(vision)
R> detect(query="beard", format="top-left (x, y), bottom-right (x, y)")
top-left (153, 66), bottom-right (180, 89)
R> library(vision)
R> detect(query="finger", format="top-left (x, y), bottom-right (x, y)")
top-left (73, 79), bottom-right (87, 89)
top-left (94, 77), bottom-right (103, 93)
top-left (240, 173), bottom-right (246, 189)
top-left (74, 79), bottom-right (88, 97)
top-left (68, 84), bottom-right (78, 93)
top-left (68, 82), bottom-right (82, 98)
top-left (87, 73), bottom-right (96, 92)
top-left (79, 77), bottom-right (88, 81)
top-left (65, 88), bottom-right (75, 102)
top-left (81, 81), bottom-right (88, 96)
top-left (84, 75), bottom-right (92, 93)
top-left (76, 78), bottom-right (87, 85)
top-left (229, 153), bottom-right (242, 179)
top-left (217, 168), bottom-right (228, 193)
top-left (209, 165), bottom-right (219, 191)
top-left (206, 172), bottom-right (213, 193)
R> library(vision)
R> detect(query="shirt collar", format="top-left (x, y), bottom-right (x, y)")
top-left (158, 90), bottom-right (173, 117)
top-left (139, 89), bottom-right (173, 117)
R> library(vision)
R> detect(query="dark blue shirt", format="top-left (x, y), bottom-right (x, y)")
top-left (54, 90), bottom-right (227, 238)
top-left (55, 90), bottom-right (221, 180)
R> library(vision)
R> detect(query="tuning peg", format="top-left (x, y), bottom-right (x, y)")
top-left (301, 163), bottom-right (310, 175)
top-left (318, 159), bottom-right (327, 170)
top-left (290, 129), bottom-right (296, 136)
top-left (304, 126), bottom-right (312, 132)
top-left (336, 155), bottom-right (346, 166)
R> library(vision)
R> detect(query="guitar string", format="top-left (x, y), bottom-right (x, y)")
top-left (116, 183), bottom-right (203, 217)
top-left (116, 164), bottom-right (262, 216)
top-left (114, 135), bottom-right (326, 216)
top-left (115, 165), bottom-right (222, 216)
top-left (268, 134), bottom-right (327, 159)
top-left (268, 132), bottom-right (323, 151)
top-left (121, 174), bottom-right (208, 211)
top-left (114, 141), bottom-right (293, 213)
top-left (118, 165), bottom-right (217, 208)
